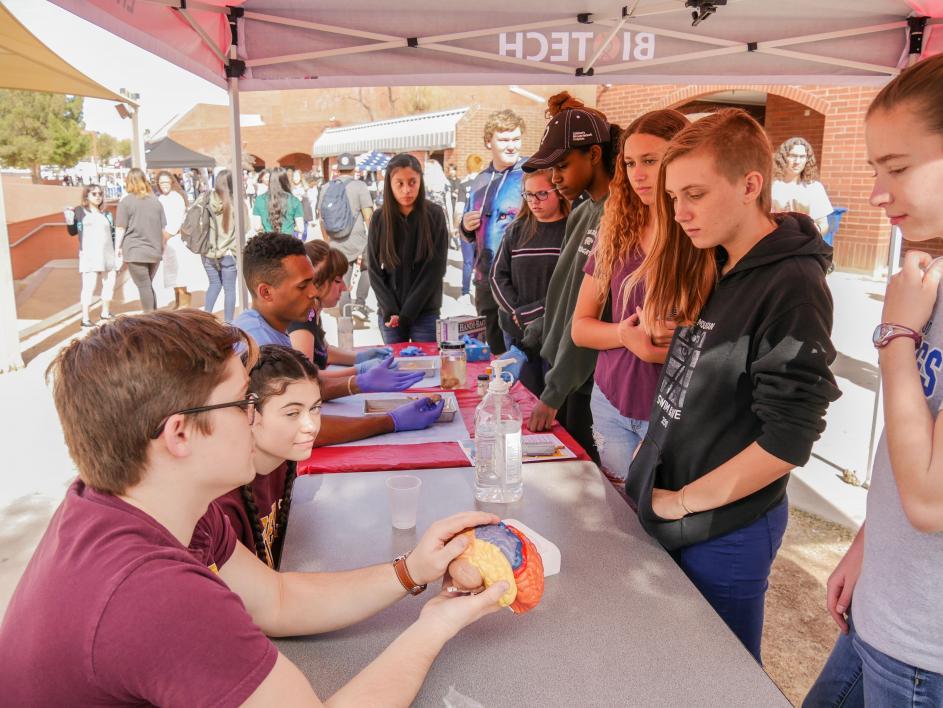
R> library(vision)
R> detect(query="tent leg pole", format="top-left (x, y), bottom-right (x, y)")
top-left (0, 175), bottom-right (25, 373)
top-left (228, 76), bottom-right (249, 316)
top-left (131, 104), bottom-right (146, 171)
top-left (865, 226), bottom-right (903, 485)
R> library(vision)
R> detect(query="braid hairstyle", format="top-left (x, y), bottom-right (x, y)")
top-left (240, 483), bottom-right (271, 565)
top-left (241, 344), bottom-right (320, 568)
top-left (271, 461), bottom-right (297, 570)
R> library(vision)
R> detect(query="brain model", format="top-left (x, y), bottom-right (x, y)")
top-left (450, 522), bottom-right (544, 613)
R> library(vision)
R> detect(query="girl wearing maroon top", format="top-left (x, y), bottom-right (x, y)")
top-left (571, 110), bottom-right (691, 483)
top-left (217, 345), bottom-right (322, 568)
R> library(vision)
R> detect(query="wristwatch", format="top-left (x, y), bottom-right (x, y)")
top-left (392, 553), bottom-right (427, 596)
top-left (872, 323), bottom-right (922, 349)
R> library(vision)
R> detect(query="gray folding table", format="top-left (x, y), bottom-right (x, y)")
top-left (276, 461), bottom-right (790, 707)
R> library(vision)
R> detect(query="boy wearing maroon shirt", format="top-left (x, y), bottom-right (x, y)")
top-left (0, 310), bottom-right (505, 706)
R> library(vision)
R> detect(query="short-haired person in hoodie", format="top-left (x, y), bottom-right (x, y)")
top-left (626, 109), bottom-right (841, 664)
top-left (805, 53), bottom-right (943, 708)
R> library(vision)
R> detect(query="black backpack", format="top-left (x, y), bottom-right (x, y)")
top-left (319, 178), bottom-right (356, 239)
top-left (180, 194), bottom-right (213, 255)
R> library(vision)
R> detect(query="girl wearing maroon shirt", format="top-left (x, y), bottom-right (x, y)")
top-left (571, 110), bottom-right (692, 483)
top-left (217, 345), bottom-right (322, 568)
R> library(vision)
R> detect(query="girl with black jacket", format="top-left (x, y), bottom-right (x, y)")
top-left (367, 153), bottom-right (449, 343)
top-left (626, 109), bottom-right (841, 664)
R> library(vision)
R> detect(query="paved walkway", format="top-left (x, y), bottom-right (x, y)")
top-left (0, 253), bottom-right (881, 611)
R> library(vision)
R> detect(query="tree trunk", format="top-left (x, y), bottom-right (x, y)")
top-left (30, 163), bottom-right (41, 184)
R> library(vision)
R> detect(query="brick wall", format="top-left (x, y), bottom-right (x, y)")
top-left (596, 83), bottom-right (891, 274)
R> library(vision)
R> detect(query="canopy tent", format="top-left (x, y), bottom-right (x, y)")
top-left (121, 136), bottom-right (216, 170)
top-left (0, 4), bottom-right (141, 373)
top-left (49, 1), bottom-right (943, 91)
top-left (356, 151), bottom-right (391, 171)
top-left (0, 3), bottom-right (129, 102)
top-left (44, 0), bottom-right (943, 461)
top-left (313, 108), bottom-right (469, 157)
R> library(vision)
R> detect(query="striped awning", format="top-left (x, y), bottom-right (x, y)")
top-left (313, 107), bottom-right (469, 158)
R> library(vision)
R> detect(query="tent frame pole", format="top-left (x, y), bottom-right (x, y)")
top-left (226, 9), bottom-right (249, 316)
top-left (0, 175), bottom-right (24, 373)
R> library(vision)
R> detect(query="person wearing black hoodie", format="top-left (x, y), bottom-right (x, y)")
top-left (626, 109), bottom-right (841, 664)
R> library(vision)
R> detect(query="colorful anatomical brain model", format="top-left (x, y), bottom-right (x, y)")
top-left (449, 522), bottom-right (544, 613)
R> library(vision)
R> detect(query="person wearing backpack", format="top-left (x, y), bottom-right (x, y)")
top-left (318, 152), bottom-right (374, 313)
top-left (197, 169), bottom-right (243, 323)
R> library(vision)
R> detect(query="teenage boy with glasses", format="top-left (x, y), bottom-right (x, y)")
top-left (0, 310), bottom-right (507, 705)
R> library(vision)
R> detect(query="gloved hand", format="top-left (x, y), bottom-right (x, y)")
top-left (496, 345), bottom-right (527, 383)
top-left (355, 356), bottom-right (425, 393)
top-left (389, 396), bottom-right (446, 432)
top-left (355, 347), bottom-right (393, 365)
top-left (399, 345), bottom-right (423, 357)
top-left (354, 357), bottom-right (383, 374)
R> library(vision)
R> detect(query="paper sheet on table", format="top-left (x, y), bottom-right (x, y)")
top-left (320, 392), bottom-right (468, 447)
top-left (394, 355), bottom-right (441, 388)
top-left (458, 433), bottom-right (575, 465)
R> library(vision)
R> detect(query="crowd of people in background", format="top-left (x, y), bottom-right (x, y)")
top-left (30, 52), bottom-right (943, 705)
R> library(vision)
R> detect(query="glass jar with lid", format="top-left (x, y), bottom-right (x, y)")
top-left (439, 341), bottom-right (467, 390)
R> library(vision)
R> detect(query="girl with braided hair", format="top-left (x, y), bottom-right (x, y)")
top-left (216, 344), bottom-right (321, 569)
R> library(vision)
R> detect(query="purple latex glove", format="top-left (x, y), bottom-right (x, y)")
top-left (389, 396), bottom-right (446, 432)
top-left (355, 356), bottom-right (425, 393)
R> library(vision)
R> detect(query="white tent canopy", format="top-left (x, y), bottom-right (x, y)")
top-left (50, 0), bottom-right (942, 90)
top-left (313, 107), bottom-right (469, 158)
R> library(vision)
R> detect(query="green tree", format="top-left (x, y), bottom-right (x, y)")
top-left (88, 132), bottom-right (129, 162)
top-left (0, 90), bottom-right (90, 183)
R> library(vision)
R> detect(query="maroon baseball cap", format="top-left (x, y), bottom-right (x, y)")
top-left (523, 108), bottom-right (611, 172)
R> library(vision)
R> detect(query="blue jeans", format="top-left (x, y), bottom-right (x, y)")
top-left (670, 498), bottom-right (789, 664)
top-left (805, 617), bottom-right (943, 707)
top-left (589, 383), bottom-right (647, 483)
top-left (202, 254), bottom-right (237, 323)
top-left (460, 239), bottom-right (476, 296)
top-left (379, 311), bottom-right (438, 344)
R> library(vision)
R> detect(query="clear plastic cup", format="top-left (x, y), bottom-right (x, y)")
top-left (386, 475), bottom-right (421, 530)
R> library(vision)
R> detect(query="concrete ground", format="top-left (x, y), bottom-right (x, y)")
top-left (0, 253), bottom-right (879, 623)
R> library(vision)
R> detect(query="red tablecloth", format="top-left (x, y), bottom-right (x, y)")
top-left (299, 341), bottom-right (590, 474)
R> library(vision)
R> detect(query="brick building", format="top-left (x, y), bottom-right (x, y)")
top-left (596, 83), bottom-right (895, 274)
top-left (168, 85), bottom-right (593, 176)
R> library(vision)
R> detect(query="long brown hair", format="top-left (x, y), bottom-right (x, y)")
top-left (266, 167), bottom-right (293, 234)
top-left (868, 52), bottom-right (943, 135)
top-left (625, 110), bottom-right (777, 330)
top-left (125, 167), bottom-right (151, 198)
top-left (377, 153), bottom-right (435, 269)
top-left (243, 344), bottom-right (320, 568)
top-left (214, 169), bottom-right (235, 233)
top-left (595, 109), bottom-right (689, 300)
top-left (513, 169), bottom-right (570, 246)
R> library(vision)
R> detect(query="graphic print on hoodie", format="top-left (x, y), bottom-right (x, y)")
top-left (627, 213), bottom-right (842, 551)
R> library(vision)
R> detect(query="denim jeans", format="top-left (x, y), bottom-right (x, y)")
top-left (589, 383), bottom-right (648, 483)
top-left (805, 616), bottom-right (943, 707)
top-left (379, 311), bottom-right (438, 344)
top-left (670, 498), bottom-right (789, 664)
top-left (202, 254), bottom-right (237, 323)
top-left (460, 239), bottom-right (476, 296)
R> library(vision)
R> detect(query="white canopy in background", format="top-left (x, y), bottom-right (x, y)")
top-left (313, 108), bottom-right (469, 158)
top-left (49, 0), bottom-right (942, 90)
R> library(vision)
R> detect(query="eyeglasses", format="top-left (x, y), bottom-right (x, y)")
top-left (88, 191), bottom-right (103, 196)
top-left (787, 153), bottom-right (808, 160)
top-left (521, 189), bottom-right (556, 202)
top-left (150, 393), bottom-right (259, 439)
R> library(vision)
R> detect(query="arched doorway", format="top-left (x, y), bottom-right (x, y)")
top-left (277, 152), bottom-right (314, 172)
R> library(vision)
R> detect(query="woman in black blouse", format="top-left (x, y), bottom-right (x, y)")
top-left (367, 153), bottom-right (449, 344)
